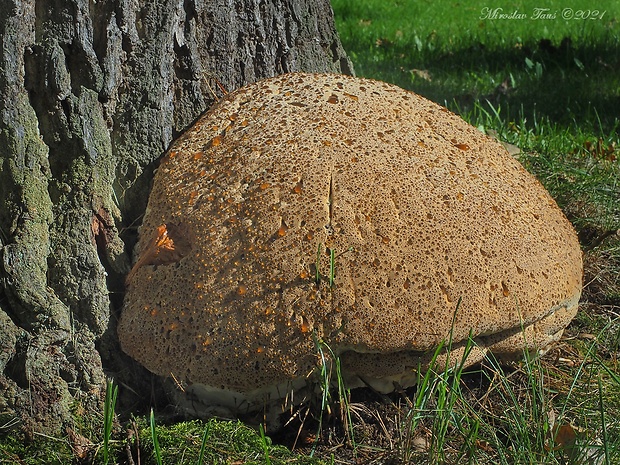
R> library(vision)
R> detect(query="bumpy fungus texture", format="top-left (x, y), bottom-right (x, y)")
top-left (119, 73), bottom-right (582, 415)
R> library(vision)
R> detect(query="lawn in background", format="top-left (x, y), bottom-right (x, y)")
top-left (333, 0), bottom-right (619, 129)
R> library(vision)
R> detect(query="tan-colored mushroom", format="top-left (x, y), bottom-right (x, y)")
top-left (118, 73), bottom-right (582, 417)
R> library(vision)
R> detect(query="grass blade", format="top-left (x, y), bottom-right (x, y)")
top-left (196, 421), bottom-right (211, 465)
top-left (259, 423), bottom-right (272, 465)
top-left (102, 378), bottom-right (118, 465)
top-left (315, 242), bottom-right (322, 284)
top-left (599, 374), bottom-right (611, 465)
top-left (150, 408), bottom-right (163, 465)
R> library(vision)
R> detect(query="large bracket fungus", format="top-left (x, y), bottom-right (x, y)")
top-left (119, 73), bottom-right (582, 419)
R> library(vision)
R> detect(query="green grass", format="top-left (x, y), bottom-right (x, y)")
top-left (138, 418), bottom-right (325, 465)
top-left (0, 415), bottom-right (326, 464)
top-left (2, 337), bottom-right (620, 464)
top-left (333, 0), bottom-right (620, 129)
top-left (102, 379), bottom-right (118, 464)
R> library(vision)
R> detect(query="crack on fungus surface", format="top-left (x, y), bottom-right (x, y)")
top-left (324, 171), bottom-right (335, 239)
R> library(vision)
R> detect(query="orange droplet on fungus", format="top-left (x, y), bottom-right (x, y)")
top-left (209, 135), bottom-right (223, 148)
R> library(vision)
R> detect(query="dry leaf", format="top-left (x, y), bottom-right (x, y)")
top-left (583, 138), bottom-right (616, 161)
top-left (66, 427), bottom-right (93, 460)
top-left (410, 69), bottom-right (432, 81)
top-left (545, 423), bottom-right (578, 452)
top-left (412, 434), bottom-right (429, 452)
top-left (555, 424), bottom-right (577, 450)
top-left (475, 439), bottom-right (494, 453)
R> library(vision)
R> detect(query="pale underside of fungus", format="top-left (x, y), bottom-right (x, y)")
top-left (118, 73), bottom-right (582, 418)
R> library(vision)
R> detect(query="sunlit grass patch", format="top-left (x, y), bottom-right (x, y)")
top-left (332, 0), bottom-right (620, 131)
top-left (136, 417), bottom-right (325, 465)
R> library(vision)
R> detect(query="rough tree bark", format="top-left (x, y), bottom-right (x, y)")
top-left (0, 0), bottom-right (352, 436)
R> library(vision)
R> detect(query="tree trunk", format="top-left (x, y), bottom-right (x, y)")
top-left (0, 0), bottom-right (352, 436)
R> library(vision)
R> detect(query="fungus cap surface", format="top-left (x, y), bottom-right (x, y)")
top-left (118, 73), bottom-right (582, 412)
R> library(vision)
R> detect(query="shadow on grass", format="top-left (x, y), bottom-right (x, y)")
top-left (343, 34), bottom-right (620, 132)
